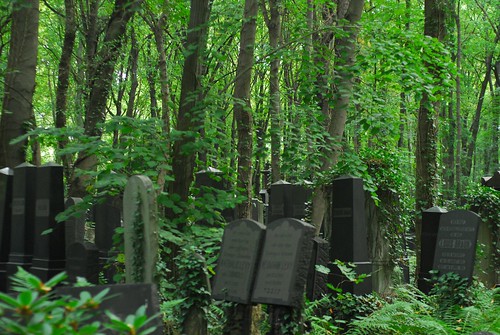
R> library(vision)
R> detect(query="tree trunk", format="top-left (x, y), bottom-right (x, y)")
top-left (233, 0), bottom-right (258, 219)
top-left (55, 0), bottom-right (77, 180)
top-left (0, 0), bottom-right (39, 168)
top-left (69, 0), bottom-right (143, 197)
top-left (310, 0), bottom-right (365, 233)
top-left (454, 0), bottom-right (462, 199)
top-left (168, 0), bottom-right (211, 208)
top-left (126, 28), bottom-right (139, 118)
top-left (415, 0), bottom-right (448, 280)
top-left (261, 0), bottom-right (282, 183)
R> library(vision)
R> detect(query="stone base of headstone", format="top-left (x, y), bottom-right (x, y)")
top-left (222, 304), bottom-right (252, 335)
top-left (66, 242), bottom-right (100, 284)
top-left (0, 263), bottom-right (8, 292)
top-left (372, 261), bottom-right (393, 295)
top-left (30, 259), bottom-right (66, 282)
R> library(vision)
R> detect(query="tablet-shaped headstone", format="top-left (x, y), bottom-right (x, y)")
top-left (432, 210), bottom-right (480, 281)
top-left (212, 219), bottom-right (265, 303)
top-left (65, 197), bottom-right (85, 250)
top-left (123, 175), bottom-right (158, 283)
top-left (66, 241), bottom-right (99, 284)
top-left (252, 218), bottom-right (315, 307)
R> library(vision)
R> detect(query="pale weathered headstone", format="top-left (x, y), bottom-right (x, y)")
top-left (123, 175), bottom-right (158, 283)
top-left (64, 197), bottom-right (85, 250)
top-left (432, 210), bottom-right (480, 282)
top-left (252, 218), bottom-right (315, 307)
top-left (212, 219), bottom-right (265, 303)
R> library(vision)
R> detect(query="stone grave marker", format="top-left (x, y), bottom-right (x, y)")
top-left (252, 218), bottom-right (315, 307)
top-left (330, 175), bottom-right (372, 294)
top-left (30, 163), bottom-right (66, 281)
top-left (268, 180), bottom-right (312, 223)
top-left (7, 163), bottom-right (37, 281)
top-left (64, 197), bottom-right (85, 251)
top-left (0, 167), bottom-right (13, 291)
top-left (212, 219), bottom-right (265, 303)
top-left (306, 237), bottom-right (330, 301)
top-left (195, 167), bottom-right (234, 223)
top-left (481, 170), bottom-right (500, 190)
top-left (56, 283), bottom-right (162, 335)
top-left (66, 241), bottom-right (100, 284)
top-left (418, 206), bottom-right (447, 294)
top-left (94, 192), bottom-right (122, 282)
top-left (251, 198), bottom-right (264, 223)
top-left (432, 210), bottom-right (480, 282)
top-left (123, 175), bottom-right (158, 283)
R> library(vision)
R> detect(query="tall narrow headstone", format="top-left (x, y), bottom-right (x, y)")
top-left (0, 167), bottom-right (14, 291)
top-left (94, 193), bottom-right (122, 282)
top-left (212, 219), bottom-right (265, 303)
top-left (268, 180), bottom-right (312, 223)
top-left (418, 206), bottom-right (447, 294)
top-left (306, 237), bottom-right (330, 301)
top-left (65, 197), bottom-right (85, 251)
top-left (330, 176), bottom-right (372, 294)
top-left (30, 163), bottom-right (66, 281)
top-left (432, 210), bottom-right (480, 283)
top-left (123, 175), bottom-right (158, 283)
top-left (7, 163), bottom-right (37, 281)
top-left (252, 218), bottom-right (315, 307)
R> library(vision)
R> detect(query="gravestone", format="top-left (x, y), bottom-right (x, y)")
top-left (481, 171), bottom-right (500, 189)
top-left (252, 218), bottom-right (315, 307)
top-left (251, 198), bottom-right (265, 223)
top-left (418, 206), bottom-right (448, 294)
top-left (212, 219), bottom-right (265, 303)
top-left (195, 167), bottom-right (234, 223)
top-left (30, 163), bottom-right (66, 281)
top-left (56, 283), bottom-right (162, 335)
top-left (66, 241), bottom-right (99, 284)
top-left (432, 210), bottom-right (480, 282)
top-left (94, 193), bottom-right (122, 282)
top-left (7, 163), bottom-right (38, 281)
top-left (0, 167), bottom-right (13, 291)
top-left (65, 197), bottom-right (85, 250)
top-left (306, 237), bottom-right (330, 301)
top-left (123, 175), bottom-right (158, 283)
top-left (330, 176), bottom-right (372, 294)
top-left (268, 180), bottom-right (312, 223)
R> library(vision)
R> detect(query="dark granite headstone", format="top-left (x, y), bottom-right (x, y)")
top-left (306, 237), bottom-right (330, 301)
top-left (483, 171), bottom-right (500, 190)
top-left (330, 176), bottom-right (372, 295)
top-left (56, 283), bottom-right (162, 335)
top-left (30, 163), bottom-right (66, 281)
top-left (268, 180), bottom-right (312, 223)
top-left (66, 241), bottom-right (99, 284)
top-left (251, 218), bottom-right (315, 307)
top-left (418, 206), bottom-right (447, 294)
top-left (212, 219), bottom-right (265, 304)
top-left (432, 210), bottom-right (480, 282)
top-left (195, 167), bottom-right (234, 222)
top-left (7, 163), bottom-right (37, 281)
top-left (65, 197), bottom-right (85, 251)
top-left (94, 194), bottom-right (122, 282)
top-left (0, 167), bottom-right (13, 291)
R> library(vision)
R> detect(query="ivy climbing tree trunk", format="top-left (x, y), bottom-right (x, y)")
top-left (168, 0), bottom-right (211, 212)
top-left (234, 0), bottom-right (258, 220)
top-left (55, 0), bottom-right (76, 180)
top-left (415, 0), bottom-right (448, 280)
top-left (310, 0), bottom-right (365, 233)
top-left (69, 0), bottom-right (143, 197)
top-left (0, 0), bottom-right (39, 167)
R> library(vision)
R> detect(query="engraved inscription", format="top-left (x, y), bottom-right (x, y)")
top-left (12, 198), bottom-right (25, 216)
top-left (332, 207), bottom-right (352, 218)
top-left (36, 199), bottom-right (50, 217)
top-left (270, 204), bottom-right (284, 216)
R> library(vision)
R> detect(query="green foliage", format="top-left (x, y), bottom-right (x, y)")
top-left (0, 268), bottom-right (159, 335)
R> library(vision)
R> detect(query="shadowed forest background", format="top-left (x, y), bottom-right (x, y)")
top-left (0, 0), bottom-right (499, 333)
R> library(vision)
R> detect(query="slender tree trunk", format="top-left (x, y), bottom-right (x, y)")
top-left (415, 0), bottom-right (448, 280)
top-left (261, 0), bottom-right (282, 182)
top-left (126, 28), bottom-right (139, 118)
top-left (168, 0), bottom-right (211, 209)
top-left (311, 0), bottom-right (365, 233)
top-left (55, 0), bottom-right (76, 180)
top-left (0, 0), bottom-right (39, 167)
top-left (455, 0), bottom-right (462, 199)
top-left (69, 0), bottom-right (143, 197)
top-left (233, 0), bottom-right (258, 220)
top-left (492, 61), bottom-right (500, 171)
